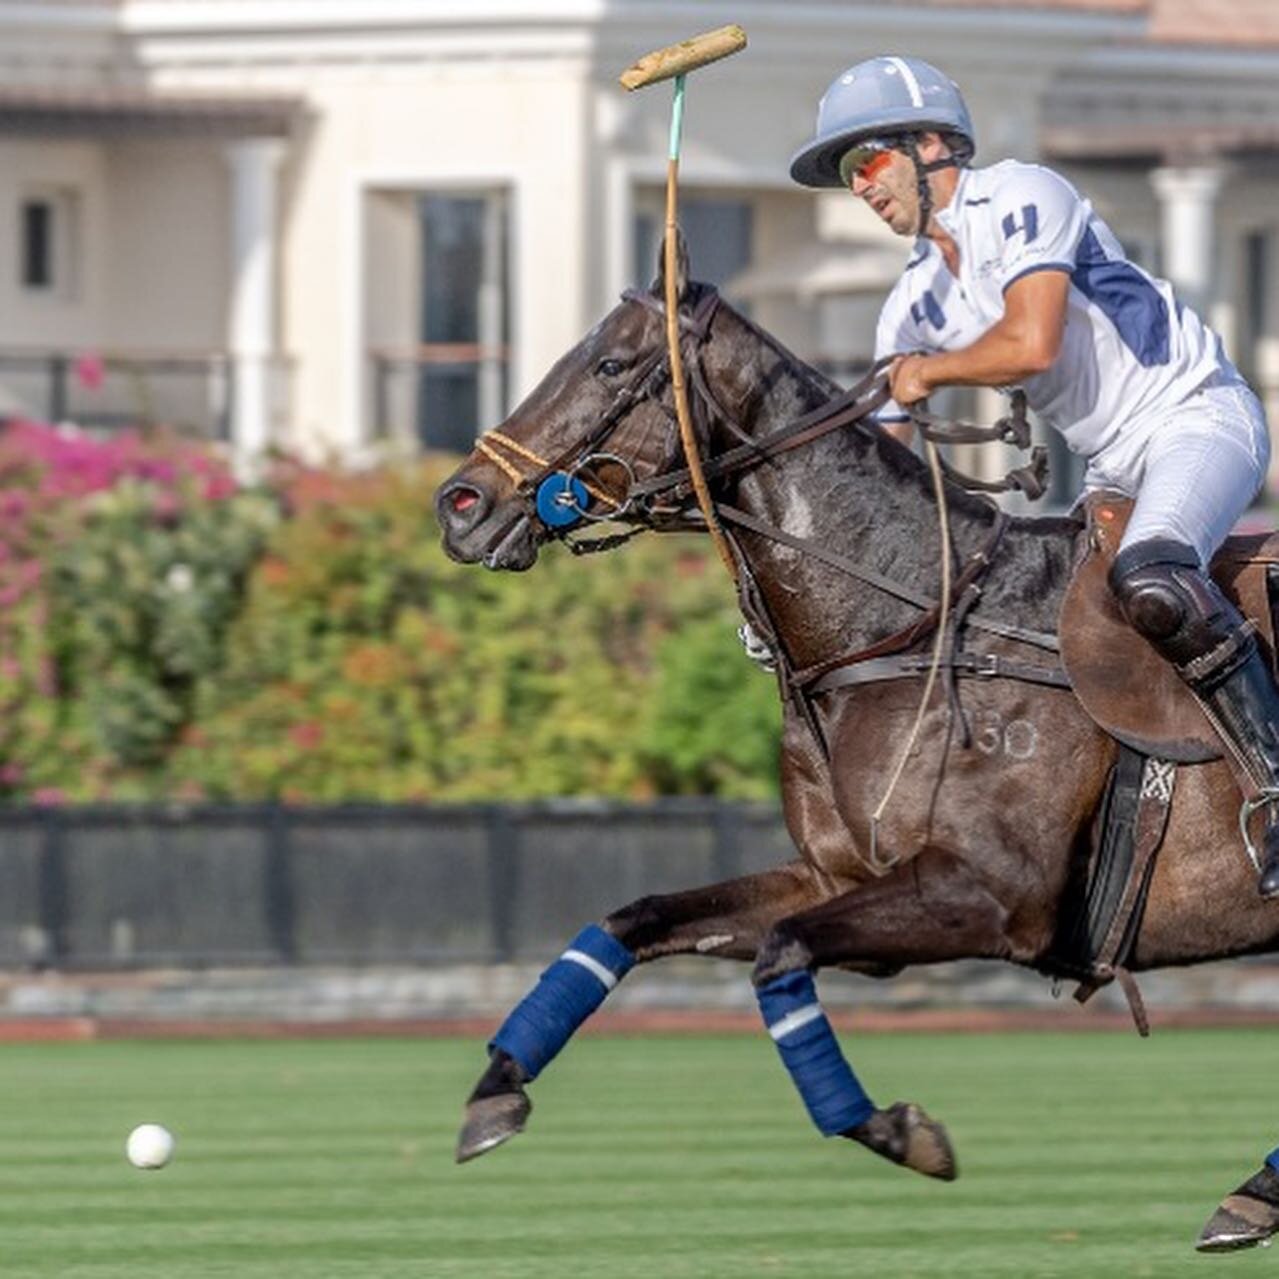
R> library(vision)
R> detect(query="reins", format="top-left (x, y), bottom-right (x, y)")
top-left (466, 286), bottom-right (1062, 750)
top-left (911, 391), bottom-right (1051, 502)
top-left (868, 440), bottom-right (953, 867)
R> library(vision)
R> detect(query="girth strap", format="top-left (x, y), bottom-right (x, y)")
top-left (807, 649), bottom-right (1072, 695)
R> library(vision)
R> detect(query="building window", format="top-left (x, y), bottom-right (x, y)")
top-left (19, 190), bottom-right (78, 296)
top-left (416, 191), bottom-right (508, 453)
top-left (633, 192), bottom-right (753, 297)
top-left (22, 200), bottom-right (51, 286)
top-left (366, 187), bottom-right (509, 449)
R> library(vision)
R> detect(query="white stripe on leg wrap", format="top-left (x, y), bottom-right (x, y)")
top-left (768, 1003), bottom-right (824, 1041)
top-left (562, 949), bottom-right (619, 989)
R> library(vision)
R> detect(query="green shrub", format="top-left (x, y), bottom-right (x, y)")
top-left (0, 422), bottom-right (277, 800)
top-left (50, 481), bottom-right (279, 776)
top-left (162, 458), bottom-right (780, 801)
top-left (638, 615), bottom-right (782, 798)
top-left (1, 434), bottom-right (782, 802)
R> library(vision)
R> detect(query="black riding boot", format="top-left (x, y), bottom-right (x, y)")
top-left (1195, 643), bottom-right (1279, 896)
top-left (1110, 538), bottom-right (1279, 898)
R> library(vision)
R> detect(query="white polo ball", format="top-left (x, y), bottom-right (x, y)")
top-left (126, 1123), bottom-right (176, 1170)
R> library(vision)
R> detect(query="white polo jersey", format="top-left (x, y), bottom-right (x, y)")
top-left (873, 160), bottom-right (1230, 471)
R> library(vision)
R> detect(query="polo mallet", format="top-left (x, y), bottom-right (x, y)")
top-left (620, 24), bottom-right (747, 581)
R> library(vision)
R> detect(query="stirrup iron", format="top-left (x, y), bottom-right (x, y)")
top-left (1238, 791), bottom-right (1279, 874)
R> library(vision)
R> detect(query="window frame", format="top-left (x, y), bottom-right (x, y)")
top-left (18, 186), bottom-right (81, 301)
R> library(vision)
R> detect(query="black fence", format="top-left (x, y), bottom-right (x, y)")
top-left (0, 802), bottom-right (793, 970)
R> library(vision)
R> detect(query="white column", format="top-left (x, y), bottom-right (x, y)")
top-left (477, 192), bottom-right (505, 430)
top-left (1150, 165), bottom-right (1227, 317)
top-left (225, 138), bottom-right (286, 475)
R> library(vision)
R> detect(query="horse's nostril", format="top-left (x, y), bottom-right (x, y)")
top-left (438, 482), bottom-right (489, 530)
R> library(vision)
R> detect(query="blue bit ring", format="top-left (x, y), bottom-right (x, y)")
top-left (535, 472), bottom-right (591, 528)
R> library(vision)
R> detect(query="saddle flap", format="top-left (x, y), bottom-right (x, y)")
top-left (1060, 494), bottom-right (1279, 763)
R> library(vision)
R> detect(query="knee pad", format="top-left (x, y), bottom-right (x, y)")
top-left (1108, 537), bottom-right (1244, 672)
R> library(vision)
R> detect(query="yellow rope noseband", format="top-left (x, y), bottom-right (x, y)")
top-left (474, 429), bottom-right (620, 510)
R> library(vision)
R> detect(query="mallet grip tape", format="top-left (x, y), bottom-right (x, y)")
top-left (619, 24), bottom-right (747, 91)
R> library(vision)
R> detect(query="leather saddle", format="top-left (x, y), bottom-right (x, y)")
top-left (1060, 492), bottom-right (1279, 763)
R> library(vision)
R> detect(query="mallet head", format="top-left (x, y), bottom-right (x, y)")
top-left (619, 24), bottom-right (747, 91)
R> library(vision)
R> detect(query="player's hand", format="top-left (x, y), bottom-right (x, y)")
top-left (889, 354), bottom-right (934, 406)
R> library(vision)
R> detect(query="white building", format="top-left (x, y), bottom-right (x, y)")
top-left (2, 0), bottom-right (1278, 501)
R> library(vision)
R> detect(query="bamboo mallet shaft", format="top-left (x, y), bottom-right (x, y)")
top-left (619, 25), bottom-right (748, 582)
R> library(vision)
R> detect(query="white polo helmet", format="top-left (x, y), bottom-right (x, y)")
top-left (790, 55), bottom-right (975, 188)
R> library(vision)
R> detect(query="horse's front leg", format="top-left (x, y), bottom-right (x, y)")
top-left (456, 861), bottom-right (826, 1163)
top-left (751, 846), bottom-right (1024, 1182)
top-left (1197, 1159), bottom-right (1279, 1252)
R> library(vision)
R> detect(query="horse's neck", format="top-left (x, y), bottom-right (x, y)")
top-left (708, 313), bottom-right (1057, 669)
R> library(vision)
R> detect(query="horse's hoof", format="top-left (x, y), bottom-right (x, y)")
top-left (846, 1101), bottom-right (957, 1181)
top-left (1197, 1195), bottom-right (1279, 1252)
top-left (1197, 1166), bottom-right (1279, 1252)
top-left (455, 1090), bottom-right (531, 1164)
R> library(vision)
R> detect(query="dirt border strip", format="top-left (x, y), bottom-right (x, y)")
top-left (2, 1006), bottom-right (1277, 1042)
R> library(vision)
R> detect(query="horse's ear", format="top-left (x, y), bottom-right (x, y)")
top-left (651, 228), bottom-right (690, 304)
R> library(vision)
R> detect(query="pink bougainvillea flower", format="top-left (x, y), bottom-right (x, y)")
top-left (73, 353), bottom-right (106, 392)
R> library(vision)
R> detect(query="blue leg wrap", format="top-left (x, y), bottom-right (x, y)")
top-left (490, 924), bottom-right (635, 1080)
top-left (757, 969), bottom-right (875, 1136)
top-left (1266, 1146), bottom-right (1279, 1175)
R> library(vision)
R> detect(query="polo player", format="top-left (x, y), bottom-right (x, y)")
top-left (789, 54), bottom-right (1279, 897)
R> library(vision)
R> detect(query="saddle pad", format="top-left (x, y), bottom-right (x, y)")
top-left (1059, 493), bottom-right (1279, 763)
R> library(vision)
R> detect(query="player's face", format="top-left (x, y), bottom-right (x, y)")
top-left (847, 148), bottom-right (920, 237)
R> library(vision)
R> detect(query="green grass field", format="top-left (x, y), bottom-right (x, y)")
top-left (3, 1028), bottom-right (1279, 1278)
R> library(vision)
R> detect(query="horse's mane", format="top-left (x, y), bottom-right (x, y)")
top-left (699, 284), bottom-right (1082, 638)
top-left (713, 285), bottom-right (1080, 540)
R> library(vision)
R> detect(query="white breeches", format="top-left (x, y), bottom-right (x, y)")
top-left (1084, 374), bottom-right (1271, 566)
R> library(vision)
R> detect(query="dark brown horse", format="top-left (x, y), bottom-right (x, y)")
top-left (436, 257), bottom-right (1279, 1251)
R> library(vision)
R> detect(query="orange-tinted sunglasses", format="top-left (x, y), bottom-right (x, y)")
top-left (840, 146), bottom-right (896, 187)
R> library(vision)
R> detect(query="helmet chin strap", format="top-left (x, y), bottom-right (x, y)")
top-left (899, 134), bottom-right (960, 237)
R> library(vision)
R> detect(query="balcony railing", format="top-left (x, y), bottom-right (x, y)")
top-left (371, 342), bottom-right (508, 453)
top-left (0, 350), bottom-right (285, 442)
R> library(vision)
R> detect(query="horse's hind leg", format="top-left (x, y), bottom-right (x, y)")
top-left (456, 861), bottom-right (825, 1163)
top-left (751, 847), bottom-right (1020, 1181)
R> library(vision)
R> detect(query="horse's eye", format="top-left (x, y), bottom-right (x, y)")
top-left (596, 358), bottom-right (625, 378)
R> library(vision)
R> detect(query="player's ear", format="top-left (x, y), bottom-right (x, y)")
top-left (917, 131), bottom-right (947, 162)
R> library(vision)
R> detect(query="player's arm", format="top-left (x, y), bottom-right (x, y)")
top-left (889, 269), bottom-right (1069, 404)
top-left (872, 286), bottom-right (922, 443)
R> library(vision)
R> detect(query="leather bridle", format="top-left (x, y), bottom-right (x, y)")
top-left (471, 287), bottom-right (723, 561)
top-left (464, 285), bottom-right (1063, 744)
